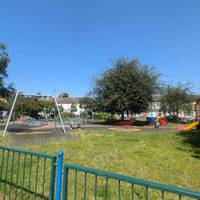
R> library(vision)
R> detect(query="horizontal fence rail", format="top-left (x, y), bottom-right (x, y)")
top-left (0, 146), bottom-right (57, 200)
top-left (62, 163), bottom-right (200, 200)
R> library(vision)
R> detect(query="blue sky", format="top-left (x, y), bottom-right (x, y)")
top-left (1, 0), bottom-right (200, 96)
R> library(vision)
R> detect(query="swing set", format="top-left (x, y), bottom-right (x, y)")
top-left (3, 91), bottom-right (67, 136)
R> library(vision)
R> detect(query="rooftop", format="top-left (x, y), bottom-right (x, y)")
top-left (57, 97), bottom-right (81, 104)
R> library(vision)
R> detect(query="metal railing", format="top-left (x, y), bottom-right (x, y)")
top-left (0, 146), bottom-right (57, 200)
top-left (62, 163), bottom-right (200, 200)
top-left (1, 146), bottom-right (200, 200)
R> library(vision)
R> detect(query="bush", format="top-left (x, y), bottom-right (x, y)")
top-left (94, 112), bottom-right (113, 121)
top-left (62, 112), bottom-right (76, 119)
top-left (80, 111), bottom-right (92, 119)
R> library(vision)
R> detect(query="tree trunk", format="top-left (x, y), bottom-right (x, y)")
top-left (126, 110), bottom-right (128, 119)
top-left (121, 111), bottom-right (124, 120)
top-left (176, 109), bottom-right (179, 120)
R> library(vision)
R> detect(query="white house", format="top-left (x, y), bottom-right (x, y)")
top-left (148, 97), bottom-right (161, 117)
top-left (57, 97), bottom-right (84, 116)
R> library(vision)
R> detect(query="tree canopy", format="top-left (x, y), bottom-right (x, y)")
top-left (160, 83), bottom-right (193, 116)
top-left (0, 43), bottom-right (9, 81)
top-left (79, 97), bottom-right (96, 118)
top-left (59, 92), bottom-right (69, 98)
top-left (80, 97), bottom-right (96, 111)
top-left (91, 58), bottom-right (159, 119)
top-left (0, 42), bottom-right (15, 101)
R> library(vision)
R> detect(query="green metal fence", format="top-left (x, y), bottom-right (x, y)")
top-left (0, 146), bottom-right (57, 200)
top-left (62, 163), bottom-right (200, 200)
top-left (1, 146), bottom-right (200, 200)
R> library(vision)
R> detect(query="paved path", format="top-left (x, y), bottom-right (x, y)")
top-left (80, 124), bottom-right (178, 132)
top-left (0, 122), bottom-right (178, 146)
top-left (6, 129), bottom-right (75, 146)
top-left (1, 122), bottom-right (76, 146)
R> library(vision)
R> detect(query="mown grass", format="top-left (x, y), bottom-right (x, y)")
top-left (1, 129), bottom-right (200, 199)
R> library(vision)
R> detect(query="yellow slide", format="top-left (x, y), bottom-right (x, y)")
top-left (184, 121), bottom-right (200, 131)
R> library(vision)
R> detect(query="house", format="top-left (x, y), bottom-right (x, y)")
top-left (148, 96), bottom-right (161, 117)
top-left (57, 97), bottom-right (84, 116)
top-left (147, 96), bottom-right (197, 119)
top-left (57, 96), bottom-right (199, 119)
top-left (195, 98), bottom-right (200, 120)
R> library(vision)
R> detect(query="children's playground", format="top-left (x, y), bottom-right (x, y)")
top-left (1, 93), bottom-right (200, 146)
top-left (0, 92), bottom-right (76, 145)
top-left (178, 98), bottom-right (200, 131)
top-left (1, 125), bottom-right (200, 199)
top-left (0, 95), bottom-right (200, 199)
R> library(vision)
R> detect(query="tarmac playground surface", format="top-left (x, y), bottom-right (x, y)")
top-left (0, 122), bottom-right (178, 146)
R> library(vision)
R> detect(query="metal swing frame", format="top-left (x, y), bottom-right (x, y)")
top-left (3, 91), bottom-right (66, 136)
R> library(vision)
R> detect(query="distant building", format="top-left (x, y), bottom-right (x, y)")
top-left (148, 97), bottom-right (161, 117)
top-left (196, 98), bottom-right (200, 120)
top-left (0, 110), bottom-right (7, 119)
top-left (147, 96), bottom-right (197, 119)
top-left (57, 96), bottom-right (198, 119)
top-left (57, 97), bottom-right (84, 116)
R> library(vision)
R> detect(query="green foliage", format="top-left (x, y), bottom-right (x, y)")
top-left (11, 96), bottom-right (54, 119)
top-left (0, 99), bottom-right (9, 110)
top-left (59, 92), bottom-right (69, 98)
top-left (62, 112), bottom-right (75, 119)
top-left (0, 43), bottom-right (9, 81)
top-left (80, 97), bottom-right (103, 119)
top-left (91, 58), bottom-right (159, 118)
top-left (160, 83), bottom-right (193, 115)
top-left (0, 83), bottom-right (15, 100)
top-left (0, 42), bottom-right (15, 100)
top-left (80, 111), bottom-right (112, 121)
top-left (80, 97), bottom-right (95, 110)
top-left (80, 110), bottom-right (92, 119)
top-left (39, 99), bottom-right (55, 112)
top-left (94, 112), bottom-right (113, 120)
top-left (80, 97), bottom-right (97, 117)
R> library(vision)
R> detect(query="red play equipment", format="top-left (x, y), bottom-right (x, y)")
top-left (115, 120), bottom-right (133, 126)
top-left (159, 118), bottom-right (168, 125)
top-left (179, 98), bottom-right (200, 131)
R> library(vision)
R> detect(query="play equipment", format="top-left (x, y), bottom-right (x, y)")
top-left (179, 98), bottom-right (200, 131)
top-left (115, 120), bottom-right (133, 126)
top-left (182, 121), bottom-right (200, 131)
top-left (147, 116), bottom-right (167, 127)
top-left (23, 119), bottom-right (48, 127)
top-left (109, 126), bottom-right (141, 132)
top-left (70, 118), bottom-right (83, 129)
top-left (159, 118), bottom-right (168, 125)
top-left (3, 91), bottom-right (67, 136)
top-left (146, 116), bottom-right (157, 125)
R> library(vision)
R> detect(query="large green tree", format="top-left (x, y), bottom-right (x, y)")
top-left (160, 83), bottom-right (193, 116)
top-left (0, 43), bottom-right (9, 82)
top-left (59, 92), bottom-right (69, 98)
top-left (80, 97), bottom-right (96, 111)
top-left (0, 42), bottom-right (15, 101)
top-left (79, 97), bottom-right (96, 118)
top-left (91, 58), bottom-right (159, 119)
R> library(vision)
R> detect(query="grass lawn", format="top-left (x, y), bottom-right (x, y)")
top-left (0, 129), bottom-right (200, 199)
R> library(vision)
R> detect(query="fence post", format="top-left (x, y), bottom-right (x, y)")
top-left (62, 167), bottom-right (69, 200)
top-left (56, 151), bottom-right (64, 200)
top-left (49, 156), bottom-right (57, 200)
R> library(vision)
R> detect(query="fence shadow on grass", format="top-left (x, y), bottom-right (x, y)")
top-left (179, 129), bottom-right (200, 159)
top-left (0, 179), bottom-right (49, 200)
